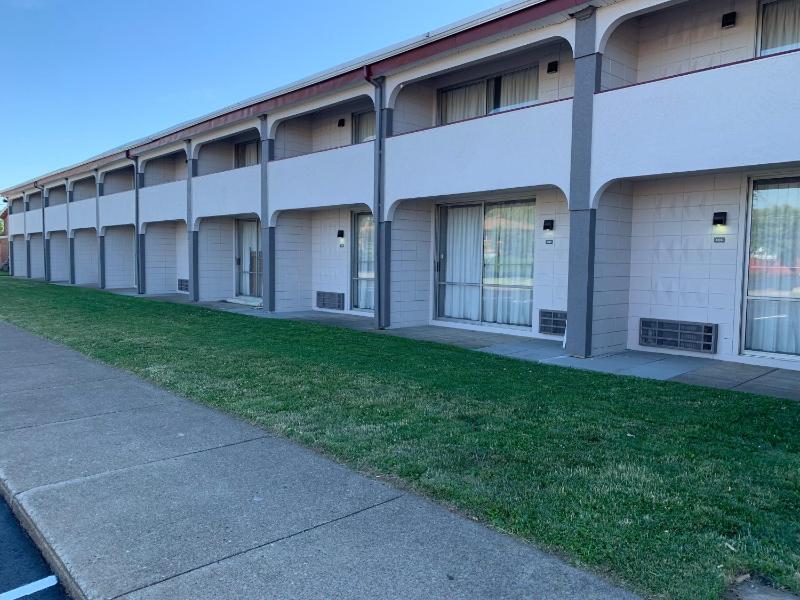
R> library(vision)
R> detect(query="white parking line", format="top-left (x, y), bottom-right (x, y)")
top-left (0, 575), bottom-right (58, 600)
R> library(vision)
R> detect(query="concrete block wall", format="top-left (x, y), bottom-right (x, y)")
top-left (104, 225), bottom-right (136, 289)
top-left (29, 233), bottom-right (45, 278)
top-left (49, 231), bottom-right (69, 281)
top-left (197, 142), bottom-right (234, 176)
top-left (592, 182), bottom-right (633, 355)
top-left (12, 236), bottom-right (26, 276)
top-left (390, 199), bottom-right (433, 327)
top-left (627, 173), bottom-right (745, 358)
top-left (48, 187), bottom-right (68, 206)
top-left (176, 221), bottom-right (188, 283)
top-left (145, 222), bottom-right (178, 294)
top-left (73, 178), bottom-right (96, 201)
top-left (104, 168), bottom-right (134, 195)
top-left (198, 217), bottom-right (235, 301)
top-left (274, 211), bottom-right (312, 311)
top-left (144, 153), bottom-right (186, 187)
top-left (533, 188), bottom-right (570, 332)
top-left (73, 230), bottom-right (98, 285)
top-left (28, 193), bottom-right (43, 211)
top-left (311, 207), bottom-right (356, 310)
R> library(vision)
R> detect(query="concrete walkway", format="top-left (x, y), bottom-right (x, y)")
top-left (0, 322), bottom-right (639, 600)
top-left (133, 292), bottom-right (800, 402)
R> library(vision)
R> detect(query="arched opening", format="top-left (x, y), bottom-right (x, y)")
top-left (142, 150), bottom-right (187, 187)
top-left (72, 176), bottom-right (96, 202)
top-left (102, 165), bottom-right (135, 196)
top-left (196, 128), bottom-right (260, 177)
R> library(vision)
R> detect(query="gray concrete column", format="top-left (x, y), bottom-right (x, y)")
top-left (371, 78), bottom-right (391, 329)
top-left (99, 235), bottom-right (106, 289)
top-left (133, 162), bottom-right (144, 294)
top-left (259, 117), bottom-right (276, 311)
top-left (44, 236), bottom-right (51, 281)
top-left (187, 154), bottom-right (199, 301)
top-left (9, 242), bottom-right (14, 277)
top-left (69, 236), bottom-right (75, 284)
top-left (189, 229), bottom-right (199, 302)
top-left (565, 7), bottom-right (602, 358)
top-left (137, 232), bottom-right (146, 294)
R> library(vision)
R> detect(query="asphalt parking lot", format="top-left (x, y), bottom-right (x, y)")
top-left (0, 499), bottom-right (67, 600)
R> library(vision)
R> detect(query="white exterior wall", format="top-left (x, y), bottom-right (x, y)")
top-left (72, 178), bottom-right (96, 202)
top-left (193, 166), bottom-right (260, 224)
top-left (144, 153), bottom-right (185, 186)
top-left (104, 225), bottom-right (136, 289)
top-left (103, 169), bottom-right (134, 195)
top-left (274, 212), bottom-right (312, 312)
top-left (49, 231), bottom-right (69, 282)
top-left (26, 210), bottom-right (43, 234)
top-left (310, 208), bottom-right (358, 311)
top-left (627, 173), bottom-right (746, 359)
top-left (69, 198), bottom-right (97, 231)
top-left (390, 200), bottom-right (433, 327)
top-left (592, 51), bottom-right (800, 201)
top-left (198, 217), bottom-right (235, 301)
top-left (145, 222), bottom-right (178, 295)
top-left (268, 143), bottom-right (374, 217)
top-left (29, 233), bottom-right (45, 279)
top-left (532, 188), bottom-right (570, 329)
top-left (385, 100), bottom-right (573, 215)
top-left (140, 180), bottom-right (188, 224)
top-left (592, 182), bottom-right (633, 355)
top-left (99, 191), bottom-right (136, 228)
top-left (8, 213), bottom-right (24, 236)
top-left (176, 221), bottom-right (188, 281)
top-left (12, 236), bottom-right (26, 276)
top-left (73, 230), bottom-right (98, 285)
top-left (45, 203), bottom-right (67, 233)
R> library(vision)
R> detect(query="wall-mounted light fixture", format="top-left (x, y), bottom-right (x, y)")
top-left (543, 219), bottom-right (555, 231)
top-left (721, 11), bottom-right (737, 28)
top-left (712, 212), bottom-right (727, 226)
top-left (337, 229), bottom-right (346, 247)
top-left (547, 61), bottom-right (559, 74)
top-left (337, 118), bottom-right (346, 128)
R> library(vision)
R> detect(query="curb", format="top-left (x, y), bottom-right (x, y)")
top-left (0, 478), bottom-right (88, 600)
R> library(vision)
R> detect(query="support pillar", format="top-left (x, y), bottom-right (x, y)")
top-left (137, 232), bottom-right (146, 294)
top-left (259, 117), bottom-right (276, 312)
top-left (187, 154), bottom-right (199, 301)
top-left (370, 77), bottom-right (392, 329)
top-left (9, 242), bottom-right (14, 277)
top-left (44, 236), bottom-right (51, 281)
top-left (565, 7), bottom-right (602, 358)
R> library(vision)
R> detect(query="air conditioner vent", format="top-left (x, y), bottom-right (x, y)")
top-left (539, 310), bottom-right (567, 336)
top-left (639, 318), bottom-right (718, 354)
top-left (316, 291), bottom-right (345, 310)
top-left (177, 279), bottom-right (189, 292)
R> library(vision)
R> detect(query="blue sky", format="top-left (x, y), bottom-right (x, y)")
top-left (0, 0), bottom-right (502, 191)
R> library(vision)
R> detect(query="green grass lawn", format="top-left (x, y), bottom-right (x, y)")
top-left (0, 277), bottom-right (798, 600)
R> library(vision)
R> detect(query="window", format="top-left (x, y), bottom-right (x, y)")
top-left (744, 177), bottom-right (800, 356)
top-left (352, 213), bottom-right (375, 310)
top-left (352, 111), bottom-right (376, 143)
top-left (438, 66), bottom-right (539, 125)
top-left (436, 199), bottom-right (535, 327)
top-left (234, 140), bottom-right (260, 168)
top-left (760, 0), bottom-right (800, 56)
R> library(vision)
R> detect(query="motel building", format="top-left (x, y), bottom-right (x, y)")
top-left (3, 0), bottom-right (800, 368)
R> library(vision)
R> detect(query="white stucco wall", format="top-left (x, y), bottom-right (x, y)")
top-left (99, 191), bottom-right (135, 228)
top-left (45, 203), bottom-right (67, 233)
top-left (268, 143), bottom-right (374, 217)
top-left (385, 99), bottom-right (572, 215)
top-left (140, 180), bottom-right (187, 224)
top-left (8, 213), bottom-right (24, 236)
top-left (104, 225), bottom-right (136, 289)
top-left (26, 210), bottom-right (43, 234)
top-left (69, 198), bottom-right (97, 231)
top-left (49, 231), bottom-right (69, 282)
top-left (193, 165), bottom-right (260, 224)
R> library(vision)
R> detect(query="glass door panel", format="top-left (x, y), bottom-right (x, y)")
top-left (237, 220), bottom-right (261, 297)
top-left (744, 178), bottom-right (800, 356)
top-left (438, 205), bottom-right (482, 321)
top-left (352, 213), bottom-right (375, 310)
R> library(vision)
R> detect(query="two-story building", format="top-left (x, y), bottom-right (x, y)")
top-left (3, 0), bottom-right (799, 369)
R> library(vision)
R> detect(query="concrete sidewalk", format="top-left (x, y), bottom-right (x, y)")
top-left (0, 322), bottom-right (638, 600)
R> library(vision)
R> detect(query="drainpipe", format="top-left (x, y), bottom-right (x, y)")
top-left (33, 181), bottom-right (48, 280)
top-left (365, 67), bottom-right (391, 329)
top-left (127, 150), bottom-right (144, 294)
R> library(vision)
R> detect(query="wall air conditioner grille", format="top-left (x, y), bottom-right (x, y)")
top-left (539, 310), bottom-right (567, 336)
top-left (177, 279), bottom-right (189, 292)
top-left (316, 291), bottom-right (345, 310)
top-left (639, 318), bottom-right (718, 354)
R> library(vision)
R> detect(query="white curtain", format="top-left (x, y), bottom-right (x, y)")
top-left (236, 141), bottom-right (259, 168)
top-left (355, 213), bottom-right (375, 310)
top-left (439, 82), bottom-right (486, 125)
top-left (443, 205), bottom-right (482, 321)
top-left (761, 0), bottom-right (800, 55)
top-left (354, 112), bottom-right (376, 143)
top-left (238, 221), bottom-right (261, 297)
top-left (481, 202), bottom-right (535, 326)
top-left (497, 67), bottom-right (539, 111)
top-left (745, 179), bottom-right (800, 355)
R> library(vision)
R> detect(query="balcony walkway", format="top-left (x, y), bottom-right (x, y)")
top-left (127, 292), bottom-right (800, 402)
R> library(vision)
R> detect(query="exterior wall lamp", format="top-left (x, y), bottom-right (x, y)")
top-left (712, 212), bottom-right (727, 226)
top-left (543, 219), bottom-right (555, 231)
top-left (337, 229), bottom-right (346, 247)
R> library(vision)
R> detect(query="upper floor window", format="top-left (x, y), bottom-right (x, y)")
top-left (760, 0), bottom-right (800, 56)
top-left (352, 111), bottom-right (376, 143)
top-left (234, 140), bottom-right (260, 168)
top-left (438, 66), bottom-right (539, 125)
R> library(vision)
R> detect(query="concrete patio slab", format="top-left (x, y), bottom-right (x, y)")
top-left (121, 494), bottom-right (639, 600)
top-left (0, 401), bottom-right (264, 493)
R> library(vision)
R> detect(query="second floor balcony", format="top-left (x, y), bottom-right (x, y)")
top-left (192, 163), bottom-right (261, 221)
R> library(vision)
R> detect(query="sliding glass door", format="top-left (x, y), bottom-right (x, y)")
top-left (236, 220), bottom-right (261, 298)
top-left (437, 200), bottom-right (534, 328)
top-left (744, 177), bottom-right (800, 356)
top-left (352, 212), bottom-right (375, 310)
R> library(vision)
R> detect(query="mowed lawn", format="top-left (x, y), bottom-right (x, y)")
top-left (0, 277), bottom-right (798, 600)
